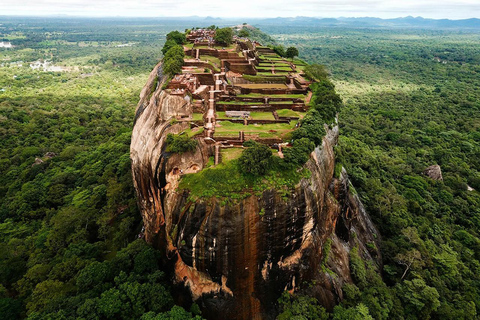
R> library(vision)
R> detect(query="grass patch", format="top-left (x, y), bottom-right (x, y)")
top-left (183, 127), bottom-right (204, 137)
top-left (236, 83), bottom-right (288, 89)
top-left (274, 67), bottom-right (293, 71)
top-left (201, 55), bottom-right (221, 68)
top-left (259, 63), bottom-right (291, 67)
top-left (249, 112), bottom-right (275, 120)
top-left (276, 109), bottom-right (306, 118)
top-left (236, 93), bottom-right (305, 99)
top-left (178, 157), bottom-right (311, 202)
top-left (214, 120), bottom-right (297, 139)
top-left (221, 148), bottom-right (243, 162)
top-left (192, 113), bottom-right (204, 121)
top-left (243, 74), bottom-right (286, 83)
top-left (217, 101), bottom-right (262, 105)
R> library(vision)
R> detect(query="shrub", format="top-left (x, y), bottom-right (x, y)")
top-left (161, 40), bottom-right (177, 56)
top-left (166, 134), bottom-right (197, 154)
top-left (238, 142), bottom-right (272, 176)
top-left (162, 45), bottom-right (185, 76)
top-left (238, 29), bottom-right (250, 38)
top-left (286, 46), bottom-right (299, 59)
top-left (166, 31), bottom-right (186, 45)
top-left (214, 28), bottom-right (233, 46)
top-left (291, 109), bottom-right (327, 146)
top-left (310, 79), bottom-right (342, 123)
top-left (304, 64), bottom-right (329, 81)
top-left (283, 138), bottom-right (315, 166)
top-left (349, 247), bottom-right (367, 287)
top-left (272, 45), bottom-right (286, 57)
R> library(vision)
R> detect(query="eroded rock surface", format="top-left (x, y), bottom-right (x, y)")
top-left (131, 64), bottom-right (381, 320)
top-left (424, 164), bottom-right (443, 180)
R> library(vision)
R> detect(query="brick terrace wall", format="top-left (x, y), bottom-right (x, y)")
top-left (219, 51), bottom-right (241, 59)
top-left (225, 62), bottom-right (256, 75)
top-left (184, 61), bottom-right (218, 72)
top-left (194, 73), bottom-right (215, 86)
top-left (218, 97), bottom-right (304, 103)
top-left (216, 118), bottom-right (291, 124)
top-left (246, 137), bottom-right (283, 144)
top-left (166, 83), bottom-right (188, 90)
top-left (216, 104), bottom-right (306, 112)
top-left (240, 88), bottom-right (289, 95)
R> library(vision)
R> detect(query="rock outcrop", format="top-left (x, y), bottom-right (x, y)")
top-left (131, 64), bottom-right (381, 320)
top-left (424, 164), bottom-right (443, 180)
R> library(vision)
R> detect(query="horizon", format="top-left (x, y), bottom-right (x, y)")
top-left (1, 0), bottom-right (480, 20)
top-left (0, 14), bottom-right (479, 21)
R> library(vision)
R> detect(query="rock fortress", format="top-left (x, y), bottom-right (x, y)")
top-left (130, 26), bottom-right (381, 320)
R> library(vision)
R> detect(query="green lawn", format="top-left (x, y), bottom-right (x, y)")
top-left (201, 55), bottom-right (221, 69)
top-left (216, 111), bottom-right (273, 120)
top-left (214, 120), bottom-right (297, 138)
top-left (192, 113), bottom-right (204, 121)
top-left (259, 63), bottom-right (291, 67)
top-left (236, 83), bottom-right (288, 89)
top-left (236, 93), bottom-right (305, 99)
top-left (249, 112), bottom-right (275, 120)
top-left (276, 109), bottom-right (306, 118)
top-left (217, 101), bottom-right (262, 105)
top-left (221, 147), bottom-right (243, 162)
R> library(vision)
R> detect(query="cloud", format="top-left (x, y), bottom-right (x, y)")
top-left (1, 0), bottom-right (479, 18)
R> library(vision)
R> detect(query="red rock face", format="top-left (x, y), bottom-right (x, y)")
top-left (131, 64), bottom-right (381, 320)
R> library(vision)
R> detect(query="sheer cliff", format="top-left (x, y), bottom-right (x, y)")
top-left (130, 61), bottom-right (381, 319)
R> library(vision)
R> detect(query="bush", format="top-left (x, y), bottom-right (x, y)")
top-left (238, 29), bottom-right (250, 38)
top-left (166, 134), bottom-right (197, 154)
top-left (304, 64), bottom-right (329, 81)
top-left (162, 45), bottom-right (185, 76)
top-left (166, 31), bottom-right (186, 45)
top-left (272, 45), bottom-right (286, 57)
top-left (286, 46), bottom-right (299, 59)
top-left (291, 109), bottom-right (327, 146)
top-left (283, 138), bottom-right (315, 166)
top-left (310, 79), bottom-right (342, 123)
top-left (238, 142), bottom-right (272, 176)
top-left (214, 28), bottom-right (233, 46)
top-left (277, 292), bottom-right (329, 320)
top-left (161, 39), bottom-right (177, 56)
top-left (349, 247), bottom-right (367, 287)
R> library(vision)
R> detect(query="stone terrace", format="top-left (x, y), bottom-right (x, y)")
top-left (164, 29), bottom-right (313, 165)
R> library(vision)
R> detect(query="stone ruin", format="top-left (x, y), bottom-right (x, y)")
top-left (163, 28), bottom-right (314, 163)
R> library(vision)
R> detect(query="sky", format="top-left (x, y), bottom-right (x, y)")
top-left (1, 0), bottom-right (479, 19)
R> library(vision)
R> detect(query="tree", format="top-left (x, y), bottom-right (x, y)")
top-left (304, 64), bottom-right (329, 81)
top-left (396, 278), bottom-right (440, 319)
top-left (214, 28), bottom-right (233, 46)
top-left (163, 45), bottom-right (185, 62)
top-left (286, 46), bottom-right (299, 60)
top-left (162, 58), bottom-right (183, 76)
top-left (239, 142), bottom-right (272, 176)
top-left (395, 249), bottom-right (424, 280)
top-left (238, 29), bottom-right (250, 38)
top-left (165, 134), bottom-right (197, 154)
top-left (161, 40), bottom-right (177, 56)
top-left (332, 304), bottom-right (374, 320)
top-left (166, 31), bottom-right (186, 45)
top-left (283, 138), bottom-right (315, 166)
top-left (277, 292), bottom-right (329, 320)
top-left (272, 45), bottom-right (286, 57)
top-left (291, 109), bottom-right (327, 146)
top-left (162, 45), bottom-right (185, 76)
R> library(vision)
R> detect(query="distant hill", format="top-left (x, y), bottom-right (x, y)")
top-left (251, 16), bottom-right (480, 29)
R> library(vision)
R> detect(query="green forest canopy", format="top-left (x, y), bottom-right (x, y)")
top-left (0, 18), bottom-right (479, 320)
